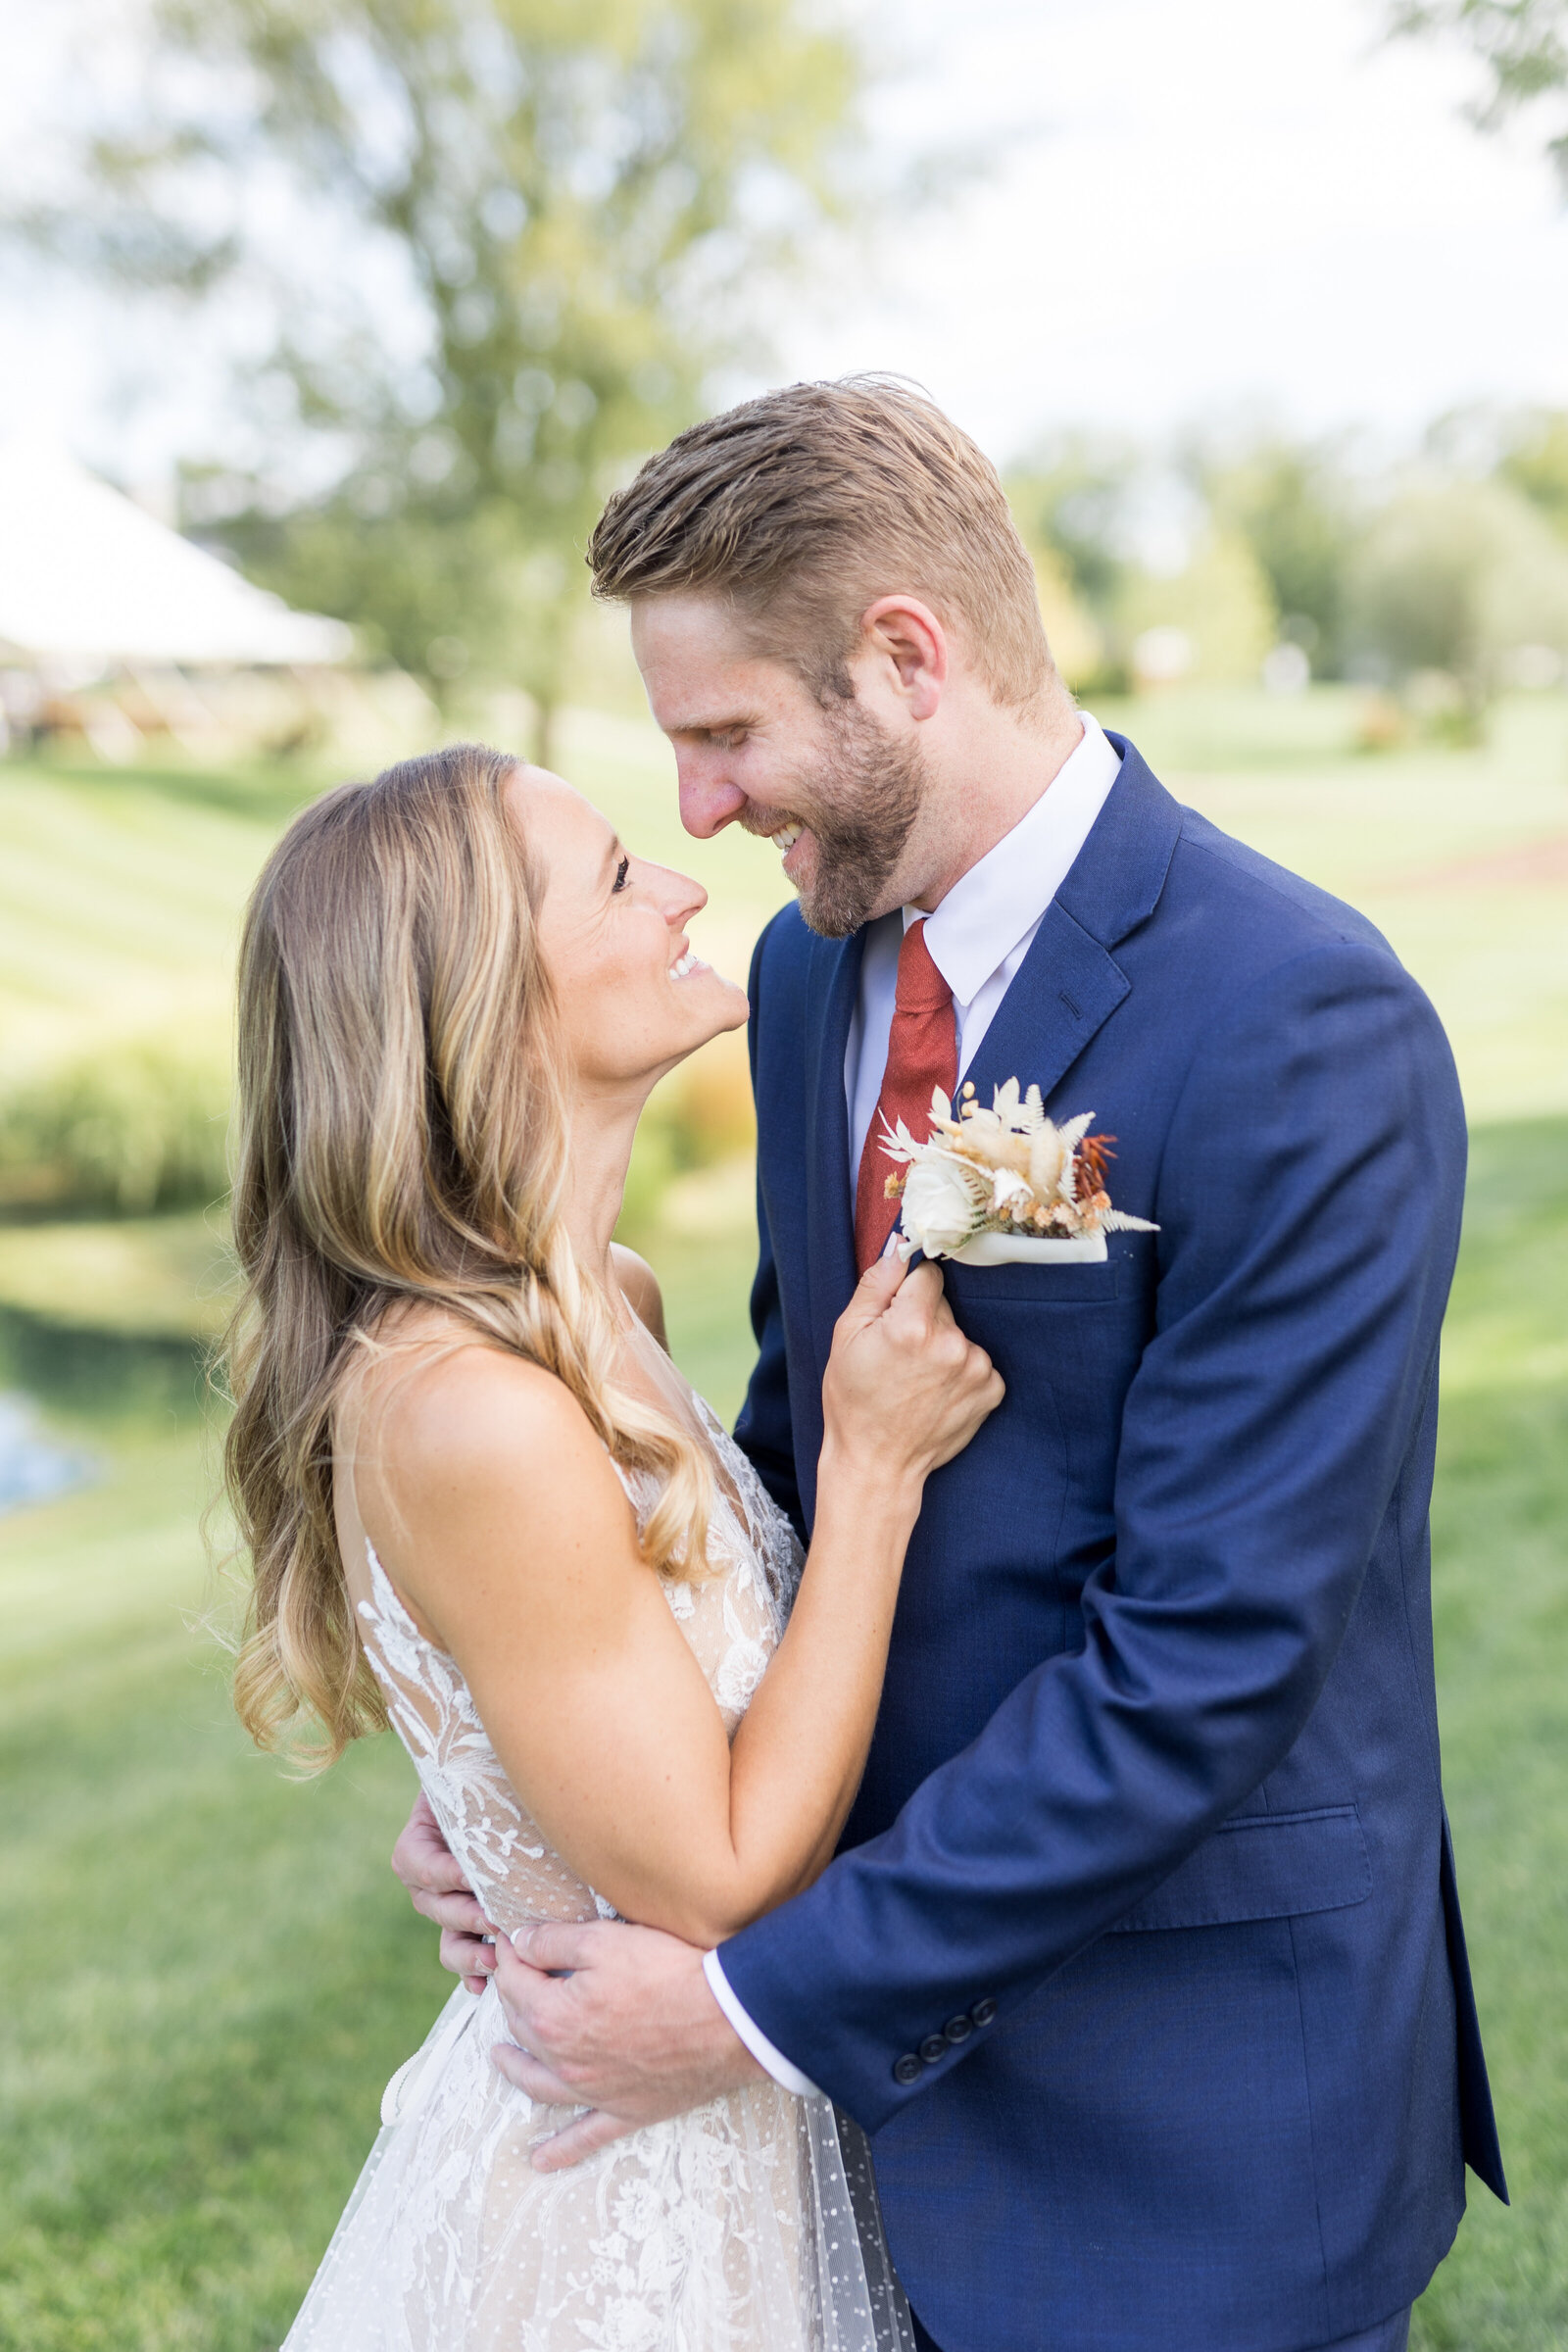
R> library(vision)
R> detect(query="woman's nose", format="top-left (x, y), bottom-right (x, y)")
top-left (667, 869), bottom-right (709, 926)
top-left (641, 858), bottom-right (708, 926)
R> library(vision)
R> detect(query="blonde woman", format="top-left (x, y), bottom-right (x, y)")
top-left (224, 742), bottom-right (1002, 2351)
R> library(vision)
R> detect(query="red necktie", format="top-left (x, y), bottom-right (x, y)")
top-left (854, 919), bottom-right (957, 1273)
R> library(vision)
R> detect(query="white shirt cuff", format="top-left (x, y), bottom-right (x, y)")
top-left (703, 1948), bottom-right (823, 2099)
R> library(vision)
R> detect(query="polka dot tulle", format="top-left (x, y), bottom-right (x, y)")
top-left (284, 1396), bottom-right (913, 2351)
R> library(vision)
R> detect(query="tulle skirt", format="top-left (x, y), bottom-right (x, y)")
top-left (283, 1983), bottom-right (913, 2352)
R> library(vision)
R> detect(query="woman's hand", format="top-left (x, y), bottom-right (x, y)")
top-left (392, 1791), bottom-right (497, 1994)
top-left (822, 1252), bottom-right (1004, 1507)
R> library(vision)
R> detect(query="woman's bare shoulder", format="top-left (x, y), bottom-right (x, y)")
top-left (351, 1320), bottom-right (620, 1525)
top-left (362, 1335), bottom-right (652, 1661)
top-left (397, 1338), bottom-right (595, 1459)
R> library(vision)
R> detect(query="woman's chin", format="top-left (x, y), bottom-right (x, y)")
top-left (644, 990), bottom-right (742, 1079)
top-left (676, 967), bottom-right (749, 1046)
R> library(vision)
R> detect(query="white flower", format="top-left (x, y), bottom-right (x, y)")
top-left (897, 1151), bottom-right (989, 1258)
top-left (990, 1166), bottom-right (1034, 1217)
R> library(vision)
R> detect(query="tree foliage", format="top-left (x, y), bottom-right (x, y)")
top-left (1347, 473), bottom-right (1568, 709)
top-left (1195, 438), bottom-right (1364, 677)
top-left (1386, 0), bottom-right (1568, 182)
top-left (1499, 408), bottom-right (1568, 538)
top-left (21, 0), bottom-right (865, 754)
top-left (1006, 433), bottom-right (1143, 618)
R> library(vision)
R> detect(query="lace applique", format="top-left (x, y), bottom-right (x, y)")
top-left (293, 1397), bottom-right (908, 2352)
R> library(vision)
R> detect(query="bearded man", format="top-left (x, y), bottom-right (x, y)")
top-left (396, 377), bottom-right (1504, 2352)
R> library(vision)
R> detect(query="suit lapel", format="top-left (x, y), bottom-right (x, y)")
top-left (962, 735), bottom-right (1183, 1110)
top-left (960, 899), bottom-right (1129, 1110)
top-left (803, 928), bottom-right (863, 1382)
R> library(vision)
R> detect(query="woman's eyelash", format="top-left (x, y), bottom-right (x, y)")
top-left (612, 856), bottom-right (630, 894)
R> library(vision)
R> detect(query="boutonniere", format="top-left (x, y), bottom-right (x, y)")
top-left (879, 1079), bottom-right (1159, 1265)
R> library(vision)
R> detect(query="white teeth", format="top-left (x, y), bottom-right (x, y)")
top-left (669, 950), bottom-right (708, 980)
top-left (771, 824), bottom-right (803, 854)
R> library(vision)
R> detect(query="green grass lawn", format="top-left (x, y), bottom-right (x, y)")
top-left (5, 685), bottom-right (1565, 1121)
top-left (0, 1128), bottom-right (1563, 2348)
top-left (1, 690), bottom-right (1566, 2345)
top-left (1410, 1119), bottom-right (1568, 2351)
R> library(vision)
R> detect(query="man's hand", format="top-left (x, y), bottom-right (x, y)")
top-left (391, 1791), bottom-right (496, 1995)
top-left (490, 1919), bottom-right (764, 2172)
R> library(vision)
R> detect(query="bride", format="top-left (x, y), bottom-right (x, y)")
top-left (222, 741), bottom-right (1002, 2351)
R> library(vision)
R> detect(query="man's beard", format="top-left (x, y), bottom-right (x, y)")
top-left (747, 701), bottom-right (924, 940)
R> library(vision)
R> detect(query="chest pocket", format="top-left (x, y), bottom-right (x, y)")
top-left (941, 1258), bottom-right (1121, 1310)
top-left (937, 1251), bottom-right (1150, 1529)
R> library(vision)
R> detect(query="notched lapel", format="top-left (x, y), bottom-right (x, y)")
top-left (961, 736), bottom-right (1182, 1110)
top-left (962, 901), bottom-right (1129, 1110)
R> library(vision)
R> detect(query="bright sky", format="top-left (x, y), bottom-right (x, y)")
top-left (2, 0), bottom-right (1565, 481)
top-left (783, 0), bottom-right (1568, 457)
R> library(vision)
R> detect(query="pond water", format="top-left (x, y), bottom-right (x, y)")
top-left (0, 1305), bottom-right (209, 1516)
top-left (0, 1391), bottom-right (97, 1514)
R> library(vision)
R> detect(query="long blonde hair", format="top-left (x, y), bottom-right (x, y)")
top-left (224, 743), bottom-right (712, 1768)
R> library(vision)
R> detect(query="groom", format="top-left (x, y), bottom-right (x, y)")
top-left (394, 377), bottom-right (1505, 2351)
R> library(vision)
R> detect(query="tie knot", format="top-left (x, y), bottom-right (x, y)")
top-left (895, 919), bottom-right (951, 1016)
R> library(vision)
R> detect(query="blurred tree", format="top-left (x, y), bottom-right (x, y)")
top-left (1499, 409), bottom-right (1568, 538)
top-left (1385, 0), bottom-right (1568, 185)
top-left (1006, 434), bottom-right (1142, 614)
top-left (1346, 474), bottom-right (1568, 714)
top-left (1028, 543), bottom-right (1106, 696)
top-left (17, 0), bottom-right (864, 760)
top-left (1192, 438), bottom-right (1364, 677)
top-left (1116, 529), bottom-right (1278, 690)
top-left (1005, 435), bottom-right (1143, 692)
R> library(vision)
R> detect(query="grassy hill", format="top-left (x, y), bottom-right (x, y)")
top-left (4, 684), bottom-right (1565, 1093)
top-left (0, 687), bottom-right (1565, 2347)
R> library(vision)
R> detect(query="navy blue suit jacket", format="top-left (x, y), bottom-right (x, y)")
top-left (717, 737), bottom-right (1504, 2352)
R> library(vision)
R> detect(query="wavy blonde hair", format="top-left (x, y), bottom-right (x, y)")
top-left (224, 742), bottom-right (713, 1768)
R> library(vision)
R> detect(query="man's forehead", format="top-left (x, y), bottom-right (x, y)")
top-left (629, 589), bottom-right (742, 660)
top-left (630, 595), bottom-right (790, 724)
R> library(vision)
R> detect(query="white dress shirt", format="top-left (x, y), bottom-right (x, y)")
top-left (706, 711), bottom-right (1123, 2098)
top-left (846, 711), bottom-right (1123, 1183)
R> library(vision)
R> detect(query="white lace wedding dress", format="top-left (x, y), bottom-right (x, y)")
top-left (283, 1383), bottom-right (913, 2352)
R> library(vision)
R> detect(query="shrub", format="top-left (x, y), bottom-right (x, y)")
top-left (0, 1036), bottom-right (232, 1215)
top-left (1347, 476), bottom-right (1568, 710)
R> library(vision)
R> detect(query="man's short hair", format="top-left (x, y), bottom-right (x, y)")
top-left (586, 375), bottom-right (1055, 710)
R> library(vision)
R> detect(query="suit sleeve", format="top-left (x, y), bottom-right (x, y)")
top-left (716, 938), bottom-right (1468, 2130)
top-left (731, 917), bottom-right (806, 1537)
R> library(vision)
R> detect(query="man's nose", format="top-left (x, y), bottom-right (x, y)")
top-left (676, 761), bottom-right (748, 840)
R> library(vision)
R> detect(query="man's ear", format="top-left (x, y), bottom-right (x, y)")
top-left (858, 595), bottom-right (947, 720)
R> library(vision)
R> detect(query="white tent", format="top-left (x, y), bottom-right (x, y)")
top-left (0, 438), bottom-right (353, 672)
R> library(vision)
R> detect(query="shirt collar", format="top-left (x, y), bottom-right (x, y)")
top-left (908, 712), bottom-right (1123, 1008)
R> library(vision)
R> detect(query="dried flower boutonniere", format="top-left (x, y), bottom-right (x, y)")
top-left (880, 1079), bottom-right (1158, 1265)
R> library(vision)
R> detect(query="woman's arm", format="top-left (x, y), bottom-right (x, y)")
top-left (367, 1259), bottom-right (999, 1949)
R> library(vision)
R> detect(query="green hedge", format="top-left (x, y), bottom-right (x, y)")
top-left (0, 1038), bottom-right (232, 1216)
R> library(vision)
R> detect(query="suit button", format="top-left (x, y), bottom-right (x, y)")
top-left (918, 2034), bottom-right (948, 2066)
top-left (970, 1997), bottom-right (999, 2028)
top-left (894, 2054), bottom-right (922, 2085)
top-left (943, 2015), bottom-right (973, 2044)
